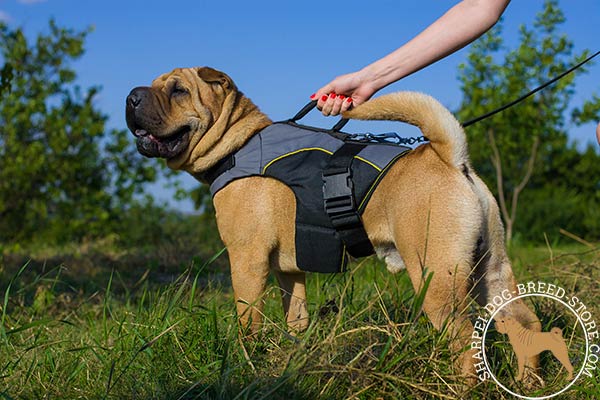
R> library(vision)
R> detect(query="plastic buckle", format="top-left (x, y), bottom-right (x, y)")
top-left (323, 169), bottom-right (355, 218)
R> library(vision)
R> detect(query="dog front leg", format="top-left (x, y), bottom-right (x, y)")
top-left (229, 249), bottom-right (270, 335)
top-left (516, 354), bottom-right (526, 381)
top-left (274, 271), bottom-right (309, 332)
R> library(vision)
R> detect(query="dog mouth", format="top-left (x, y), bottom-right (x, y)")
top-left (133, 124), bottom-right (191, 159)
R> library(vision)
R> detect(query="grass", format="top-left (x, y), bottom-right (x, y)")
top-left (0, 241), bottom-right (599, 399)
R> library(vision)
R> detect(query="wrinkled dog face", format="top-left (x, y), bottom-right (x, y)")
top-left (125, 67), bottom-right (226, 159)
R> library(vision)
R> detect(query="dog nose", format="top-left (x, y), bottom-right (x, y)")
top-left (127, 93), bottom-right (141, 108)
top-left (126, 87), bottom-right (148, 109)
top-left (127, 91), bottom-right (142, 109)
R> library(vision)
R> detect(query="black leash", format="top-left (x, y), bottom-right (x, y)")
top-left (461, 50), bottom-right (600, 127)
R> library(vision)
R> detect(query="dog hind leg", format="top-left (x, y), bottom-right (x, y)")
top-left (384, 179), bottom-right (487, 380)
top-left (394, 239), bottom-right (478, 379)
top-left (550, 341), bottom-right (574, 380)
top-left (418, 257), bottom-right (477, 379)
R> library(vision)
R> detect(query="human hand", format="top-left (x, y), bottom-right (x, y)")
top-left (311, 70), bottom-right (378, 116)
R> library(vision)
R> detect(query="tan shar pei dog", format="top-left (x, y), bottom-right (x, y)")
top-left (125, 66), bottom-right (542, 382)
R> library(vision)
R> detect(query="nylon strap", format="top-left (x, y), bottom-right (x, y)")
top-left (323, 142), bottom-right (374, 258)
top-left (193, 154), bottom-right (235, 184)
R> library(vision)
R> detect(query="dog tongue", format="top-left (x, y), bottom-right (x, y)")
top-left (134, 129), bottom-right (149, 137)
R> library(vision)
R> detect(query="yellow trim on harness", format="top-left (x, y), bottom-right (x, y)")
top-left (262, 148), bottom-right (383, 175)
top-left (354, 156), bottom-right (382, 172)
top-left (262, 147), bottom-right (333, 174)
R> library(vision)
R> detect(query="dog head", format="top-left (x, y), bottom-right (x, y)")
top-left (126, 66), bottom-right (268, 174)
top-left (495, 317), bottom-right (517, 334)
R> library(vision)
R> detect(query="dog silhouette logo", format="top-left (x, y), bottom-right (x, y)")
top-left (474, 282), bottom-right (598, 399)
top-left (495, 317), bottom-right (574, 381)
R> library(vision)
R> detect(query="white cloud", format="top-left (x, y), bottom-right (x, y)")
top-left (17, 0), bottom-right (47, 4)
top-left (0, 10), bottom-right (11, 22)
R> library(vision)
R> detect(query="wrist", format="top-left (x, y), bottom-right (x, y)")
top-left (359, 59), bottom-right (402, 93)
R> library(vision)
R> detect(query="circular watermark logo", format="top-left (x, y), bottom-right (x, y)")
top-left (470, 281), bottom-right (599, 399)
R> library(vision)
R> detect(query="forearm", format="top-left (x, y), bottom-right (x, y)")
top-left (362, 0), bottom-right (510, 91)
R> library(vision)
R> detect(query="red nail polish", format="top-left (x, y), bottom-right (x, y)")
top-left (346, 97), bottom-right (352, 103)
top-left (321, 95), bottom-right (328, 102)
top-left (329, 93), bottom-right (336, 99)
top-left (310, 93), bottom-right (316, 99)
top-left (339, 95), bottom-right (345, 100)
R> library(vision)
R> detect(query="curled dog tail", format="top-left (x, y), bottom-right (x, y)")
top-left (343, 92), bottom-right (468, 168)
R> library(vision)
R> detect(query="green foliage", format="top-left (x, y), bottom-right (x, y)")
top-left (0, 62), bottom-right (13, 96)
top-left (111, 200), bottom-right (223, 261)
top-left (0, 20), bottom-right (158, 245)
top-left (518, 143), bottom-right (600, 241)
top-left (457, 0), bottom-right (600, 243)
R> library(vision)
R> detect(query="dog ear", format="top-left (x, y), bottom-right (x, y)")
top-left (196, 67), bottom-right (235, 90)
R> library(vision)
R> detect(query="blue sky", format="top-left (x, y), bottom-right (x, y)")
top-left (1, 0), bottom-right (598, 211)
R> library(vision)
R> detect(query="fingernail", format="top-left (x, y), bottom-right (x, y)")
top-left (329, 93), bottom-right (336, 99)
top-left (321, 95), bottom-right (328, 102)
top-left (346, 97), bottom-right (352, 103)
top-left (310, 93), bottom-right (316, 99)
top-left (338, 95), bottom-right (345, 100)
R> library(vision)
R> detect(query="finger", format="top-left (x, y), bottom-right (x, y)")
top-left (329, 95), bottom-right (345, 116)
top-left (316, 94), bottom-right (329, 111)
top-left (340, 96), bottom-right (353, 113)
top-left (321, 93), bottom-right (337, 116)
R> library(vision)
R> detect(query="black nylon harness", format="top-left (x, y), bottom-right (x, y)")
top-left (198, 104), bottom-right (411, 273)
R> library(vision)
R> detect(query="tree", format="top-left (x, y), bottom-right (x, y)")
top-left (0, 21), bottom-right (158, 244)
top-left (457, 0), bottom-right (600, 243)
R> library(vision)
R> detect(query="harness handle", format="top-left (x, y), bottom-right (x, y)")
top-left (331, 118), bottom-right (349, 132)
top-left (290, 100), bottom-right (318, 122)
top-left (290, 100), bottom-right (350, 132)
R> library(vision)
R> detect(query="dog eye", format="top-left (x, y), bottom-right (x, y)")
top-left (172, 85), bottom-right (189, 96)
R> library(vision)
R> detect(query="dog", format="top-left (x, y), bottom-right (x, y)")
top-left (125, 66), bottom-right (541, 380)
top-left (496, 317), bottom-right (573, 381)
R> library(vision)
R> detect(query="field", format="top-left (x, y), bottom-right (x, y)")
top-left (0, 241), bottom-right (598, 399)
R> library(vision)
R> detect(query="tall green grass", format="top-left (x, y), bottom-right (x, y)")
top-left (0, 244), bottom-right (598, 399)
